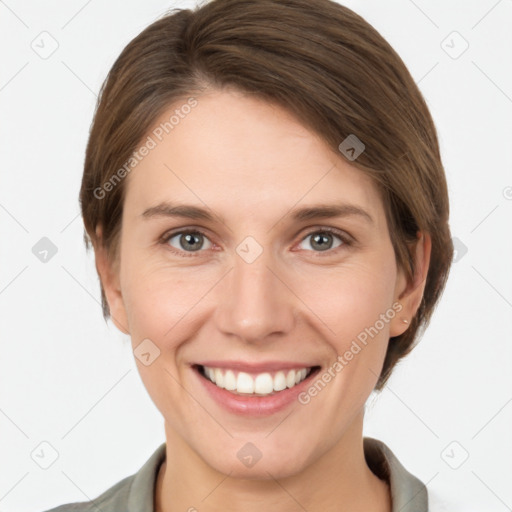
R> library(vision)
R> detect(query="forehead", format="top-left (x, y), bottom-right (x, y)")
top-left (123, 90), bottom-right (384, 227)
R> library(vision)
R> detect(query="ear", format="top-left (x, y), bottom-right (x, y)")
top-left (93, 226), bottom-right (130, 335)
top-left (389, 232), bottom-right (431, 337)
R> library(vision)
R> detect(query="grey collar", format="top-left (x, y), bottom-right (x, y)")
top-left (127, 438), bottom-right (428, 512)
top-left (364, 437), bottom-right (429, 512)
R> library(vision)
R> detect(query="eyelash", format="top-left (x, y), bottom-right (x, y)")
top-left (159, 226), bottom-right (353, 258)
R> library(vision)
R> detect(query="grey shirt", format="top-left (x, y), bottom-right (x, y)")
top-left (42, 437), bottom-right (428, 512)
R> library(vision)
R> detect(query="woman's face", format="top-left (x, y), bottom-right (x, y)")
top-left (102, 88), bottom-right (412, 478)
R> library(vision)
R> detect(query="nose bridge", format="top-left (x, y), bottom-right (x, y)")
top-left (214, 242), bottom-right (295, 342)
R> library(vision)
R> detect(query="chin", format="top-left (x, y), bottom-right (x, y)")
top-left (203, 442), bottom-right (312, 480)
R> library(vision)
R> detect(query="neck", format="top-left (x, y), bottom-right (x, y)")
top-left (155, 412), bottom-right (391, 512)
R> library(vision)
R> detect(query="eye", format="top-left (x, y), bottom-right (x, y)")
top-left (164, 230), bottom-right (213, 255)
top-left (160, 226), bottom-right (351, 258)
top-left (296, 228), bottom-right (349, 254)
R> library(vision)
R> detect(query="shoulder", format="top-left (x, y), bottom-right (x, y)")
top-left (40, 442), bottom-right (166, 512)
top-left (363, 437), bottom-right (428, 512)
top-left (40, 474), bottom-right (134, 512)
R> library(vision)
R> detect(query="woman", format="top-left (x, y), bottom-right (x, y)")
top-left (45, 0), bottom-right (452, 510)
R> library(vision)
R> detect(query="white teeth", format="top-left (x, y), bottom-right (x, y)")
top-left (274, 371), bottom-right (287, 391)
top-left (214, 368), bottom-right (224, 388)
top-left (201, 366), bottom-right (312, 396)
top-left (224, 370), bottom-right (236, 390)
top-left (236, 372), bottom-right (255, 393)
top-left (286, 370), bottom-right (296, 388)
top-left (254, 373), bottom-right (274, 394)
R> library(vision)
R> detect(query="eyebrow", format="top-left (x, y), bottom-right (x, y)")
top-left (141, 201), bottom-right (373, 225)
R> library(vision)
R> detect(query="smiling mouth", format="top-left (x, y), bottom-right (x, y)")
top-left (194, 364), bottom-right (321, 397)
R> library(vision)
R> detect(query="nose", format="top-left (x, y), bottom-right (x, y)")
top-left (214, 248), bottom-right (296, 344)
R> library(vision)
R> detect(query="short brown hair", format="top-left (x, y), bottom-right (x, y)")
top-left (80, 0), bottom-right (453, 389)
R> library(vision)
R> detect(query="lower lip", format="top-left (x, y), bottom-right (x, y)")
top-left (193, 365), bottom-right (321, 416)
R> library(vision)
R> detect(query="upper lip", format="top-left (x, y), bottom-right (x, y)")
top-left (193, 360), bottom-right (318, 372)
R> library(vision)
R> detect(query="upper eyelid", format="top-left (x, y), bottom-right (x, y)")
top-left (162, 225), bottom-right (352, 251)
top-left (295, 227), bottom-right (353, 249)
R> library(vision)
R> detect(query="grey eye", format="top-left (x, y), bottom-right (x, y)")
top-left (168, 232), bottom-right (212, 252)
top-left (298, 232), bottom-right (344, 252)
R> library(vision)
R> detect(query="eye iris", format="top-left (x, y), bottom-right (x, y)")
top-left (174, 232), bottom-right (339, 252)
top-left (181, 233), bottom-right (203, 251)
top-left (311, 233), bottom-right (333, 251)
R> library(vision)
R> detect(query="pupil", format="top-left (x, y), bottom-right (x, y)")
top-left (179, 232), bottom-right (333, 252)
top-left (182, 233), bottom-right (202, 251)
top-left (312, 233), bottom-right (332, 251)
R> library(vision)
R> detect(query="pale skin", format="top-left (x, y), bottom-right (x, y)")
top-left (94, 88), bottom-right (431, 512)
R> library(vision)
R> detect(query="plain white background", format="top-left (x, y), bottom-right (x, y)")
top-left (1, 1), bottom-right (511, 511)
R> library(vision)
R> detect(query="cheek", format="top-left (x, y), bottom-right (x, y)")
top-left (290, 255), bottom-right (398, 403)
top-left (119, 260), bottom-right (208, 411)
top-left (293, 256), bottom-right (398, 341)
top-left (120, 238), bottom-right (398, 358)
top-left (120, 253), bottom-right (213, 345)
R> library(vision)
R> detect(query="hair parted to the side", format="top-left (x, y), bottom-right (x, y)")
top-left (79, 0), bottom-right (453, 390)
